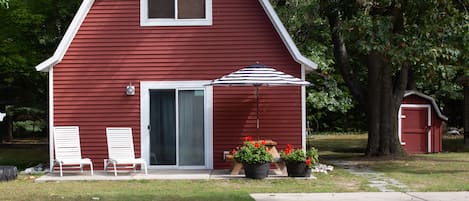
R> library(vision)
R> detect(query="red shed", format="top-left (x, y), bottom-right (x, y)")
top-left (398, 91), bottom-right (447, 154)
top-left (35, 0), bottom-right (316, 170)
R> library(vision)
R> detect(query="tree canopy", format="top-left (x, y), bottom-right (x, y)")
top-left (0, 0), bottom-right (80, 140)
top-left (274, 0), bottom-right (468, 155)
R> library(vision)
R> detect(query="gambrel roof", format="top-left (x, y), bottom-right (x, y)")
top-left (35, 0), bottom-right (317, 72)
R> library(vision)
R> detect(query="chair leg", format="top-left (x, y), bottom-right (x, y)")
top-left (80, 164), bottom-right (84, 173)
top-left (89, 162), bottom-right (94, 176)
top-left (59, 163), bottom-right (63, 177)
top-left (143, 161), bottom-right (148, 175)
top-left (103, 159), bottom-right (108, 174)
top-left (113, 162), bottom-right (117, 176)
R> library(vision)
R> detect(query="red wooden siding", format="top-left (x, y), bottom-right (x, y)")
top-left (431, 112), bottom-right (443, 152)
top-left (213, 86), bottom-right (302, 169)
top-left (53, 0), bottom-right (303, 169)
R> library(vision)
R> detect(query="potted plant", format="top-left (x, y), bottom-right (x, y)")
top-left (233, 139), bottom-right (273, 179)
top-left (280, 144), bottom-right (319, 177)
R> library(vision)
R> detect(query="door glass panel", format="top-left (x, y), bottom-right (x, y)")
top-left (178, 90), bottom-right (205, 166)
top-left (150, 90), bottom-right (176, 165)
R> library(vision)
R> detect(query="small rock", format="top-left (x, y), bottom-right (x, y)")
top-left (20, 163), bottom-right (50, 175)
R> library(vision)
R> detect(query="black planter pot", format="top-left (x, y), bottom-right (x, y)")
top-left (0, 166), bottom-right (17, 182)
top-left (243, 163), bottom-right (270, 179)
top-left (286, 162), bottom-right (311, 177)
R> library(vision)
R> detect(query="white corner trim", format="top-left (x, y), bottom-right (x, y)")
top-left (259, 0), bottom-right (317, 71)
top-left (301, 64), bottom-right (307, 150)
top-left (49, 69), bottom-right (55, 172)
top-left (35, 0), bottom-right (95, 72)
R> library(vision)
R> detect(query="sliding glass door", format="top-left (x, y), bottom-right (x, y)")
top-left (149, 89), bottom-right (205, 167)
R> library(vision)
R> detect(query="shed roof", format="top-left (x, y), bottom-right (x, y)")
top-left (35, 0), bottom-right (317, 72)
top-left (404, 90), bottom-right (448, 121)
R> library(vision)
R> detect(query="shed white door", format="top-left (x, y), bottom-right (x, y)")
top-left (400, 106), bottom-right (430, 153)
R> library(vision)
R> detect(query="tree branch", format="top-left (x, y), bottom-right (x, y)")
top-left (392, 63), bottom-right (410, 103)
top-left (327, 11), bottom-right (366, 106)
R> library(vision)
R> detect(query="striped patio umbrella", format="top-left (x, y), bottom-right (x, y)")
top-left (209, 63), bottom-right (310, 135)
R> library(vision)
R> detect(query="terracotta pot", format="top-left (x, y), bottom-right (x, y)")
top-left (243, 163), bottom-right (270, 179)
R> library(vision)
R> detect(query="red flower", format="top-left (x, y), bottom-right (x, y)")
top-left (254, 143), bottom-right (260, 148)
top-left (261, 140), bottom-right (266, 145)
top-left (230, 149), bottom-right (237, 155)
top-left (243, 136), bottom-right (253, 142)
top-left (284, 144), bottom-right (293, 155)
top-left (306, 158), bottom-right (312, 166)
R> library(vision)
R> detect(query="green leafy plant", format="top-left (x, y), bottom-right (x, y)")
top-left (280, 144), bottom-right (319, 168)
top-left (233, 139), bottom-right (273, 165)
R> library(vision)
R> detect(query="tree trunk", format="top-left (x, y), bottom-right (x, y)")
top-left (464, 85), bottom-right (469, 147)
top-left (366, 52), bottom-right (383, 156)
top-left (326, 5), bottom-right (406, 157)
top-left (406, 68), bottom-right (416, 90)
top-left (366, 55), bottom-right (405, 156)
top-left (6, 117), bottom-right (12, 142)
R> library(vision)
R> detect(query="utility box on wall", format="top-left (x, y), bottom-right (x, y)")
top-left (398, 91), bottom-right (448, 154)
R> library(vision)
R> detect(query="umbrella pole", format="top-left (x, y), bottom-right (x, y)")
top-left (256, 87), bottom-right (259, 138)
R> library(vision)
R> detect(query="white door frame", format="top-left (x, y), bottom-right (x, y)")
top-left (140, 81), bottom-right (213, 169)
top-left (398, 104), bottom-right (432, 153)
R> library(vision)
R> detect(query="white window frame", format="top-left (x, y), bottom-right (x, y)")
top-left (140, 81), bottom-right (213, 169)
top-left (140, 0), bottom-right (212, 26)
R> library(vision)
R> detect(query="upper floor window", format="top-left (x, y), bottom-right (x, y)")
top-left (141, 0), bottom-right (212, 26)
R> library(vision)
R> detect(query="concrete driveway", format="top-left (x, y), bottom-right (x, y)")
top-left (251, 192), bottom-right (469, 201)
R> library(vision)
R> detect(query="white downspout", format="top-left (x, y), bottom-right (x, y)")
top-left (49, 69), bottom-right (54, 172)
top-left (301, 65), bottom-right (307, 150)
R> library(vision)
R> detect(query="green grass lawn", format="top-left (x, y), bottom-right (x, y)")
top-left (310, 133), bottom-right (469, 192)
top-left (0, 141), bottom-right (371, 201)
top-left (0, 144), bottom-right (48, 170)
top-left (0, 134), bottom-right (468, 200)
top-left (0, 170), bottom-right (372, 201)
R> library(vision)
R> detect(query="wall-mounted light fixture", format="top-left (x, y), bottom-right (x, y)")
top-left (126, 81), bottom-right (135, 96)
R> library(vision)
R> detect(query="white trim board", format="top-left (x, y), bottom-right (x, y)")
top-left (49, 69), bottom-right (55, 172)
top-left (140, 81), bottom-right (213, 169)
top-left (35, 0), bottom-right (95, 72)
top-left (398, 104), bottom-right (432, 153)
top-left (259, 0), bottom-right (317, 71)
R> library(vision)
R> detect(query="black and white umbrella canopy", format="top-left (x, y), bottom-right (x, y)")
top-left (209, 63), bottom-right (310, 136)
top-left (209, 63), bottom-right (310, 86)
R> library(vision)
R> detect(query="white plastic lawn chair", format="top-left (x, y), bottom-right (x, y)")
top-left (104, 127), bottom-right (148, 176)
top-left (53, 126), bottom-right (94, 177)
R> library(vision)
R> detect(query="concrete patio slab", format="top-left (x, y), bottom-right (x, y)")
top-left (35, 169), bottom-right (315, 182)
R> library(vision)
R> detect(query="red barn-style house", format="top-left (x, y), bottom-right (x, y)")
top-left (398, 91), bottom-right (447, 154)
top-left (35, 0), bottom-right (317, 170)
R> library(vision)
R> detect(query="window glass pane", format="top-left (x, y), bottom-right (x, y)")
top-left (148, 0), bottom-right (175, 18)
top-left (178, 0), bottom-right (205, 19)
